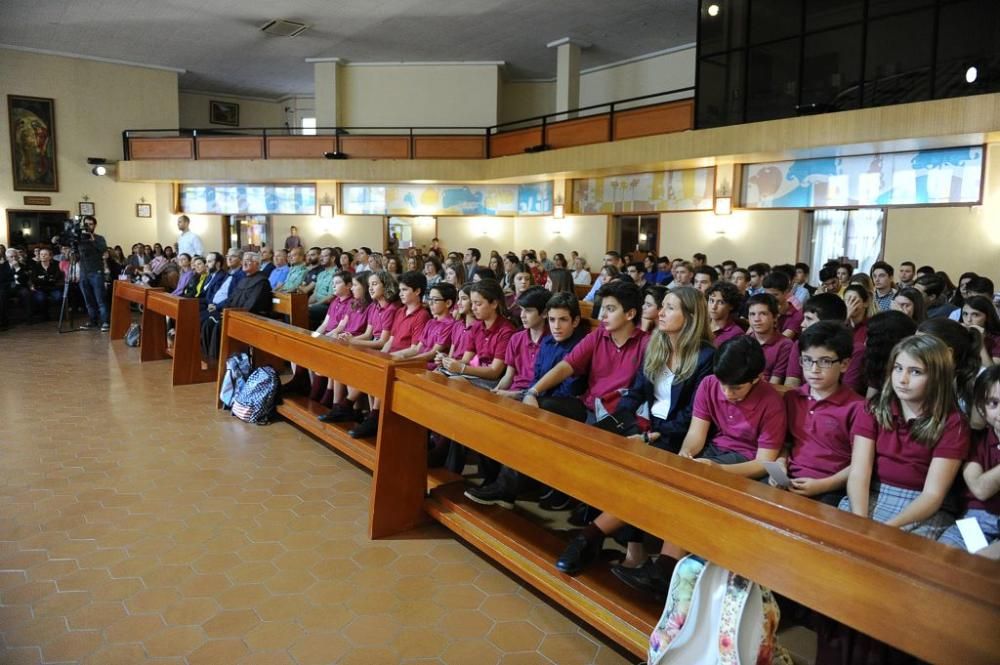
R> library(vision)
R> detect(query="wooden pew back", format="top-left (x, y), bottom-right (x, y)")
top-left (141, 291), bottom-right (215, 385)
top-left (271, 291), bottom-right (309, 329)
top-left (109, 280), bottom-right (162, 339)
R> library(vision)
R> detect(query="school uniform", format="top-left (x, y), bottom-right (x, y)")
top-left (939, 428), bottom-right (1000, 549)
top-left (838, 405), bottom-right (970, 538)
top-left (561, 326), bottom-right (650, 420)
top-left (755, 330), bottom-right (794, 382)
top-left (692, 376), bottom-right (787, 464)
top-left (842, 320), bottom-right (869, 395)
top-left (504, 327), bottom-right (547, 392)
top-left (712, 319), bottom-right (744, 348)
top-left (777, 302), bottom-right (804, 338)
top-left (416, 316), bottom-right (458, 369)
top-left (342, 302), bottom-right (373, 336)
top-left (387, 306), bottom-right (431, 353)
top-left (322, 295), bottom-right (354, 334)
top-left (367, 300), bottom-right (402, 339)
top-left (785, 384), bottom-right (866, 505)
top-left (464, 317), bottom-right (516, 389)
top-left (617, 342), bottom-right (716, 453)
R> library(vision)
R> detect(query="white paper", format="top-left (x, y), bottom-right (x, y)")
top-left (956, 517), bottom-right (990, 553)
top-left (762, 461), bottom-right (790, 489)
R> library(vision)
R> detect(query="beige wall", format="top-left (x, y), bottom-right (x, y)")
top-left (498, 81), bottom-right (555, 125)
top-left (436, 216), bottom-right (516, 259)
top-left (178, 92), bottom-right (284, 129)
top-left (338, 65), bottom-right (500, 127)
top-left (579, 47), bottom-right (696, 107)
top-left (658, 209), bottom-right (802, 268)
top-left (513, 214), bottom-right (608, 267)
top-left (0, 48), bottom-right (178, 249)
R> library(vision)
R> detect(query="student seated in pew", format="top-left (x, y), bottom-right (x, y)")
top-left (840, 334), bottom-right (970, 539)
top-left (917, 317), bottom-right (984, 415)
top-left (311, 271), bottom-right (354, 339)
top-left (611, 336), bottom-right (787, 595)
top-left (436, 279), bottom-right (516, 390)
top-left (638, 285), bottom-right (667, 333)
top-left (554, 287), bottom-right (715, 575)
top-left (706, 281), bottom-right (745, 347)
top-left (857, 311), bottom-right (917, 400)
top-left (961, 294), bottom-right (1000, 364)
top-left (390, 282), bottom-right (457, 367)
top-left (938, 367), bottom-right (1000, 552)
top-left (776, 322), bottom-right (865, 506)
top-left (783, 293), bottom-right (849, 389)
top-left (310, 275), bottom-right (373, 416)
top-left (763, 270), bottom-right (804, 339)
top-left (505, 264), bottom-right (533, 324)
top-left (346, 271), bottom-right (430, 439)
top-left (746, 293), bottom-right (794, 384)
top-left (492, 287), bottom-right (551, 399)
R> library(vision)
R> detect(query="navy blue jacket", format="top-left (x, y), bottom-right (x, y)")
top-left (616, 341), bottom-right (716, 452)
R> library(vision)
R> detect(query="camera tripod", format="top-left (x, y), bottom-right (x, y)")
top-left (56, 253), bottom-right (84, 334)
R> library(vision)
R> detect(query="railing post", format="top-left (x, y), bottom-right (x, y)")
top-left (541, 116), bottom-right (547, 149)
top-left (485, 128), bottom-right (491, 159)
top-left (409, 127), bottom-right (414, 160)
top-left (262, 128), bottom-right (268, 160)
top-left (608, 103), bottom-right (615, 142)
top-left (122, 131), bottom-right (129, 161)
top-left (193, 129), bottom-right (198, 160)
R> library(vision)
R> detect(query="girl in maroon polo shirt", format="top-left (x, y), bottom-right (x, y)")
top-left (439, 279), bottom-right (515, 390)
top-left (961, 295), bottom-right (1000, 365)
top-left (841, 335), bottom-right (970, 539)
top-left (938, 366), bottom-right (1000, 552)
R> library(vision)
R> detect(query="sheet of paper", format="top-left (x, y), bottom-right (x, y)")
top-left (761, 461), bottom-right (790, 489)
top-left (956, 517), bottom-right (990, 553)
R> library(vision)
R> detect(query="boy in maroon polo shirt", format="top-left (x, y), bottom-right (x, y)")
top-left (613, 335), bottom-right (786, 595)
top-left (780, 322), bottom-right (865, 506)
top-left (783, 293), bottom-right (848, 389)
top-left (763, 271), bottom-right (804, 339)
top-left (746, 293), bottom-right (794, 384)
top-left (348, 271), bottom-right (429, 439)
top-left (391, 282), bottom-right (457, 369)
top-left (493, 287), bottom-right (550, 399)
top-left (465, 280), bottom-right (648, 507)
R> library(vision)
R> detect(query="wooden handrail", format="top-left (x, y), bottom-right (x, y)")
top-left (377, 369), bottom-right (1000, 664)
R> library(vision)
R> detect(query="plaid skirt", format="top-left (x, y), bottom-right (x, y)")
top-left (938, 508), bottom-right (1000, 549)
top-left (837, 482), bottom-right (955, 539)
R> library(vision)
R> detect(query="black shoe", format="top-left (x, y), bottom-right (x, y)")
top-left (80, 321), bottom-right (98, 329)
top-left (567, 502), bottom-right (594, 526)
top-left (318, 404), bottom-right (353, 423)
top-left (538, 488), bottom-right (555, 502)
top-left (348, 413), bottom-right (378, 439)
top-left (539, 490), bottom-right (573, 511)
top-left (611, 559), bottom-right (670, 598)
top-left (556, 534), bottom-right (602, 575)
top-left (463, 483), bottom-right (516, 509)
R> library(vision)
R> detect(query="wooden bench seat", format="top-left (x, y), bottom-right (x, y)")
top-left (271, 291), bottom-right (309, 329)
top-left (375, 368), bottom-right (1000, 663)
top-left (140, 291), bottom-right (216, 385)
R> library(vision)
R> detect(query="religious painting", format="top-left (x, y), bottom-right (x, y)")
top-left (210, 100), bottom-right (240, 126)
top-left (8, 95), bottom-right (58, 192)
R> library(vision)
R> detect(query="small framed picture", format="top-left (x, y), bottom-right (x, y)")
top-left (209, 100), bottom-right (239, 126)
top-left (135, 203), bottom-right (152, 218)
top-left (78, 201), bottom-right (95, 216)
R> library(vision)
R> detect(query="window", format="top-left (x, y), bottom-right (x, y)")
top-left (301, 117), bottom-right (317, 136)
top-left (802, 208), bottom-right (885, 276)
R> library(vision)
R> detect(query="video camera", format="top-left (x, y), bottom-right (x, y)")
top-left (54, 216), bottom-right (93, 248)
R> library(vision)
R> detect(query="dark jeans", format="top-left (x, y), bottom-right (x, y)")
top-left (79, 272), bottom-right (109, 325)
top-left (29, 288), bottom-right (62, 320)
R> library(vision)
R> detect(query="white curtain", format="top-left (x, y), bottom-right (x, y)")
top-left (810, 209), bottom-right (884, 274)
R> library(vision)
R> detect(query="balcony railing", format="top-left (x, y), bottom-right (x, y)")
top-left (122, 87), bottom-right (695, 161)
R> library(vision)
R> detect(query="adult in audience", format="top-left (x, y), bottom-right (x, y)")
top-left (538, 250), bottom-right (555, 272)
top-left (667, 261), bottom-right (693, 290)
top-left (464, 247), bottom-right (483, 280)
top-left (170, 253), bottom-right (195, 296)
top-left (582, 251), bottom-right (623, 302)
top-left (276, 247), bottom-right (308, 293)
top-left (175, 215), bottom-right (203, 258)
top-left (338, 250), bottom-right (354, 274)
top-left (267, 249), bottom-right (289, 290)
top-left (284, 225), bottom-right (302, 251)
top-left (7, 249), bottom-right (32, 322)
top-left (307, 248), bottom-right (338, 327)
top-left (423, 256), bottom-right (444, 296)
top-left (200, 252), bottom-right (272, 361)
top-left (0, 251), bottom-right (12, 330)
top-left (870, 261), bottom-right (896, 311)
top-left (354, 247), bottom-right (372, 275)
top-left (201, 248), bottom-right (244, 321)
top-left (28, 247), bottom-right (64, 322)
top-left (897, 261), bottom-right (916, 288)
top-left (259, 246), bottom-right (275, 277)
top-left (571, 257), bottom-right (592, 286)
top-left (182, 256), bottom-right (209, 298)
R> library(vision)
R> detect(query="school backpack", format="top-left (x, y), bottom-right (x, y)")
top-left (231, 365), bottom-right (281, 425)
top-left (220, 352), bottom-right (253, 409)
top-left (646, 555), bottom-right (791, 665)
top-left (124, 323), bottom-right (141, 347)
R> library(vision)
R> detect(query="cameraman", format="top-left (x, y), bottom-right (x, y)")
top-left (76, 216), bottom-right (110, 331)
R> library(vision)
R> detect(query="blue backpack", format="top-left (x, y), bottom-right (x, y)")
top-left (220, 352), bottom-right (252, 409)
top-left (231, 366), bottom-right (281, 425)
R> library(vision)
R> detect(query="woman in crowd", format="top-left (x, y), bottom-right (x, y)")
top-left (170, 253), bottom-right (195, 296)
top-left (891, 286), bottom-right (927, 323)
top-left (182, 256), bottom-right (209, 298)
top-left (545, 268), bottom-right (575, 296)
top-left (338, 251), bottom-right (354, 274)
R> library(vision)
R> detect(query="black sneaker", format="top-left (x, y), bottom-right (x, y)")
top-left (80, 322), bottom-right (98, 329)
top-left (463, 483), bottom-right (516, 509)
top-left (539, 490), bottom-right (573, 511)
top-left (610, 559), bottom-right (670, 598)
top-left (555, 533), bottom-right (602, 575)
top-left (347, 412), bottom-right (378, 439)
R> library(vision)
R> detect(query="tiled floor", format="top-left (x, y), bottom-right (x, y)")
top-left (0, 324), bottom-right (633, 665)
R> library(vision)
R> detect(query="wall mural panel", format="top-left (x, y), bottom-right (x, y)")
top-left (571, 168), bottom-right (715, 214)
top-left (180, 184), bottom-right (317, 215)
top-left (341, 182), bottom-right (553, 216)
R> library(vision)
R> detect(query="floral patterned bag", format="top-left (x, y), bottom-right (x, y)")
top-left (647, 555), bottom-right (786, 665)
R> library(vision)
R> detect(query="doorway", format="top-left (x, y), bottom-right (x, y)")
top-left (226, 215), bottom-right (272, 253)
top-left (6, 209), bottom-right (71, 249)
top-left (610, 214), bottom-right (660, 255)
top-left (386, 216), bottom-right (437, 254)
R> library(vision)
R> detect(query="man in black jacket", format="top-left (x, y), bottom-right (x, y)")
top-left (75, 216), bottom-right (110, 331)
top-left (29, 248), bottom-right (64, 322)
top-left (201, 251), bottom-right (272, 361)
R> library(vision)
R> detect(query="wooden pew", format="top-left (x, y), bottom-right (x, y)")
top-left (109, 280), bottom-right (162, 340)
top-left (139, 291), bottom-right (216, 385)
top-left (271, 292), bottom-right (309, 329)
top-left (214, 310), bottom-right (433, 474)
top-left (573, 284), bottom-right (591, 300)
top-left (374, 370), bottom-right (1000, 663)
top-left (579, 300), bottom-right (594, 320)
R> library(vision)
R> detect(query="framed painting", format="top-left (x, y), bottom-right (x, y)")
top-left (135, 203), bottom-right (152, 218)
top-left (8, 95), bottom-right (58, 192)
top-left (209, 100), bottom-right (239, 126)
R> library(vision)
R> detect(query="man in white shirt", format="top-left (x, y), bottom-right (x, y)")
top-left (176, 215), bottom-right (203, 258)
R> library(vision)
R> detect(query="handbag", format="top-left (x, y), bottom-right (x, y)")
top-left (647, 555), bottom-right (788, 665)
top-left (124, 323), bottom-right (141, 347)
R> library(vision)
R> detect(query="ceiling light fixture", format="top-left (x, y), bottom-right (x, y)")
top-left (965, 66), bottom-right (978, 84)
top-left (707, 4), bottom-right (720, 17)
top-left (91, 165), bottom-right (109, 176)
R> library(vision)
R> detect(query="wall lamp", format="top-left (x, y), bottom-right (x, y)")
top-left (88, 157), bottom-right (115, 176)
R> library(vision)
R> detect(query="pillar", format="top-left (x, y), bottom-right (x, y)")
top-left (547, 38), bottom-right (589, 120)
top-left (309, 58), bottom-right (342, 130)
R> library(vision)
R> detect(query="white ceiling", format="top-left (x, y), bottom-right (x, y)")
top-left (0, 0), bottom-right (696, 100)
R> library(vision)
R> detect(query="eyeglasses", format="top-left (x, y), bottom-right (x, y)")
top-left (799, 356), bottom-right (842, 369)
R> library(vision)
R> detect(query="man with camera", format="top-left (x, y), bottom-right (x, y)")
top-left (76, 216), bottom-right (110, 331)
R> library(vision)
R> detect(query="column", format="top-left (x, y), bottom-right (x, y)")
top-left (309, 58), bottom-right (342, 130)
top-left (547, 38), bottom-right (589, 120)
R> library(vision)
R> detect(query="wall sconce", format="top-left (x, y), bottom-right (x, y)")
top-left (714, 196), bottom-right (732, 216)
top-left (553, 195), bottom-right (565, 219)
top-left (87, 157), bottom-right (114, 177)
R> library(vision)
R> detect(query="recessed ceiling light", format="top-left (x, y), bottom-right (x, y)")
top-left (707, 4), bottom-right (720, 17)
top-left (965, 66), bottom-right (978, 84)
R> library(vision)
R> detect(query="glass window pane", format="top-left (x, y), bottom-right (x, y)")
top-left (697, 51), bottom-right (745, 128)
top-left (801, 26), bottom-right (863, 111)
top-left (746, 38), bottom-right (800, 122)
top-left (699, 0), bottom-right (747, 54)
top-left (805, 0), bottom-right (863, 32)
top-left (864, 11), bottom-right (934, 106)
top-left (749, 0), bottom-right (801, 44)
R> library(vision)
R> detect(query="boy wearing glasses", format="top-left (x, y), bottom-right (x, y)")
top-left (391, 282), bottom-right (457, 368)
top-left (779, 322), bottom-right (865, 506)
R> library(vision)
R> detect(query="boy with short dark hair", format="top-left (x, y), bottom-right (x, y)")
top-left (762, 271), bottom-right (803, 339)
top-left (391, 281), bottom-right (457, 367)
top-left (493, 287), bottom-right (552, 399)
top-left (746, 293), bottom-right (794, 383)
